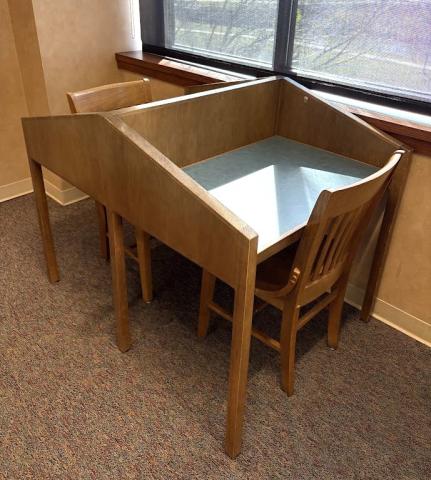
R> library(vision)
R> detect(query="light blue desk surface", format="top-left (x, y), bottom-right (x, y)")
top-left (184, 136), bottom-right (377, 253)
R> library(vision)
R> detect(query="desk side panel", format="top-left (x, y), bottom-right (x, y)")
top-left (118, 80), bottom-right (280, 167)
top-left (23, 114), bottom-right (108, 202)
top-left (22, 114), bottom-right (255, 287)
top-left (276, 79), bottom-right (401, 167)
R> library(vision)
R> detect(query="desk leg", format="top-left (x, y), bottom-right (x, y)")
top-left (360, 208), bottom-right (391, 322)
top-left (360, 156), bottom-right (410, 322)
top-left (107, 210), bottom-right (131, 352)
top-left (225, 245), bottom-right (257, 458)
top-left (28, 159), bottom-right (59, 283)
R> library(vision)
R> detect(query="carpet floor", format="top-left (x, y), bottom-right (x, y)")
top-left (0, 195), bottom-right (430, 479)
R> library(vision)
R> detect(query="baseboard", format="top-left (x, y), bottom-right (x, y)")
top-left (0, 176), bottom-right (88, 206)
top-left (346, 283), bottom-right (431, 347)
top-left (44, 179), bottom-right (88, 205)
top-left (0, 177), bottom-right (33, 202)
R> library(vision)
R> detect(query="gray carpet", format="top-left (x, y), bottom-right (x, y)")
top-left (0, 195), bottom-right (429, 479)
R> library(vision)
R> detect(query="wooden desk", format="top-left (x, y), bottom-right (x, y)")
top-left (185, 136), bottom-right (377, 261)
top-left (22, 77), bottom-right (410, 459)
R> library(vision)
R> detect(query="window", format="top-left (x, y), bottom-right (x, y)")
top-left (164, 0), bottom-right (279, 67)
top-left (140, 1), bottom-right (431, 105)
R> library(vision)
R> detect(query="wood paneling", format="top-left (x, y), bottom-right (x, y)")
top-left (120, 78), bottom-right (280, 167)
top-left (23, 77), bottom-right (410, 458)
top-left (116, 51), bottom-right (429, 155)
top-left (277, 79), bottom-right (400, 166)
top-left (22, 112), bottom-right (256, 289)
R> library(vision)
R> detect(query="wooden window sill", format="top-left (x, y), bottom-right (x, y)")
top-left (115, 51), bottom-right (243, 86)
top-left (116, 50), bottom-right (431, 155)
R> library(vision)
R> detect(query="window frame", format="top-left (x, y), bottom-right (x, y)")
top-left (139, 0), bottom-right (431, 114)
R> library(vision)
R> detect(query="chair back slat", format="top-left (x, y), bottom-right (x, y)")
top-left (318, 208), bottom-right (361, 278)
top-left (298, 151), bottom-right (403, 301)
top-left (271, 150), bottom-right (404, 302)
top-left (330, 210), bottom-right (364, 269)
top-left (67, 79), bottom-right (152, 113)
top-left (311, 215), bottom-right (345, 280)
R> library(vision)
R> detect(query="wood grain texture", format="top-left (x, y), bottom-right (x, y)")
top-left (275, 78), bottom-right (410, 321)
top-left (184, 80), bottom-right (248, 95)
top-left (277, 79), bottom-right (400, 167)
top-left (360, 149), bottom-right (412, 321)
top-left (67, 78), bottom-right (155, 298)
top-left (348, 107), bottom-right (431, 144)
top-left (116, 51), bottom-right (428, 149)
top-left (116, 51), bottom-right (242, 86)
top-left (225, 235), bottom-right (257, 458)
top-left (120, 78), bottom-right (280, 168)
top-left (27, 158), bottom-right (59, 283)
top-left (23, 76), bottom-right (408, 458)
top-left (22, 111), bottom-right (256, 289)
top-left (95, 201), bottom-right (109, 260)
top-left (67, 79), bottom-right (152, 114)
top-left (116, 52), bottom-right (429, 157)
top-left (387, 135), bottom-right (431, 157)
top-left (201, 151), bottom-right (402, 398)
top-left (107, 209), bottom-right (131, 352)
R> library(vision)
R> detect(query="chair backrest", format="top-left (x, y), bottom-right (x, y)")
top-left (67, 79), bottom-right (152, 113)
top-left (279, 150), bottom-right (404, 303)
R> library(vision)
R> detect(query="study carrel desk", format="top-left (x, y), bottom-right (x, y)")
top-left (22, 77), bottom-right (410, 458)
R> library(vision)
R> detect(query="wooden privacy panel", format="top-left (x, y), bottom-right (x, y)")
top-left (22, 77), bottom-right (408, 294)
top-left (23, 114), bottom-right (108, 202)
top-left (118, 78), bottom-right (280, 167)
top-left (183, 80), bottom-right (248, 95)
top-left (276, 79), bottom-right (400, 167)
top-left (22, 113), bottom-right (256, 287)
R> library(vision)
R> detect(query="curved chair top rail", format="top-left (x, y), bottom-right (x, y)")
top-left (67, 79), bottom-right (152, 114)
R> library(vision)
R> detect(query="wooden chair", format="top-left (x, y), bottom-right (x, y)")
top-left (198, 152), bottom-right (402, 396)
top-left (67, 79), bottom-right (153, 302)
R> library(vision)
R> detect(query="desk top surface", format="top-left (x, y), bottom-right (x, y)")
top-left (184, 136), bottom-right (377, 253)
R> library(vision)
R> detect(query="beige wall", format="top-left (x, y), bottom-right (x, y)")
top-left (0, 0), bottom-right (30, 187)
top-left (377, 154), bottom-right (431, 321)
top-left (32, 0), bottom-right (138, 115)
top-left (30, 0), bottom-right (182, 114)
top-left (0, 0), bottom-right (152, 193)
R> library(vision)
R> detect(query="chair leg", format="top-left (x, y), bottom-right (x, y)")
top-left (328, 277), bottom-right (349, 349)
top-left (280, 299), bottom-right (300, 396)
top-left (95, 201), bottom-right (109, 260)
top-left (198, 270), bottom-right (216, 338)
top-left (135, 229), bottom-right (153, 303)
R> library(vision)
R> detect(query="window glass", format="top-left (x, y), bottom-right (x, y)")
top-left (292, 0), bottom-right (431, 101)
top-left (165, 0), bottom-right (279, 67)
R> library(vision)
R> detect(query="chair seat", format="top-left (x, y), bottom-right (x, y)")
top-left (256, 242), bottom-right (299, 293)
